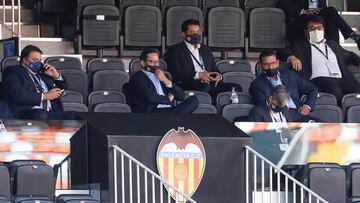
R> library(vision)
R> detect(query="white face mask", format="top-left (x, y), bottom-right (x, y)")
top-left (309, 30), bottom-right (324, 43)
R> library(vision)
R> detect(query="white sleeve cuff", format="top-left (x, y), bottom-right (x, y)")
top-left (40, 93), bottom-right (44, 106)
top-left (166, 81), bottom-right (173, 88)
top-left (300, 9), bottom-right (304, 15)
top-left (194, 71), bottom-right (204, 80)
top-left (303, 104), bottom-right (311, 111)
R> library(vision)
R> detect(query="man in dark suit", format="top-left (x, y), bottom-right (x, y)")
top-left (249, 85), bottom-right (298, 122)
top-left (278, 15), bottom-right (360, 104)
top-left (164, 19), bottom-right (242, 97)
top-left (249, 50), bottom-right (318, 120)
top-left (129, 48), bottom-right (199, 113)
top-left (3, 45), bottom-right (74, 120)
top-left (0, 101), bottom-right (13, 119)
top-left (277, 0), bottom-right (360, 49)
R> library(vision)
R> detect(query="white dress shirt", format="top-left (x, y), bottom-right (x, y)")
top-left (142, 70), bottom-right (172, 108)
top-left (184, 41), bottom-right (205, 80)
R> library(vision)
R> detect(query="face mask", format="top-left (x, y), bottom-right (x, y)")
top-left (146, 65), bottom-right (160, 73)
top-left (270, 104), bottom-right (283, 113)
top-left (264, 68), bottom-right (278, 78)
top-left (185, 34), bottom-right (201, 45)
top-left (309, 30), bottom-right (324, 43)
top-left (28, 61), bottom-right (43, 73)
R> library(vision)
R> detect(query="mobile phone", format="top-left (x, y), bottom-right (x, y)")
top-left (210, 73), bottom-right (218, 78)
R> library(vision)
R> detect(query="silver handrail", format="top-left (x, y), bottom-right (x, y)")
top-left (111, 145), bottom-right (197, 203)
top-left (55, 154), bottom-right (71, 190)
top-left (1, 0), bottom-right (21, 37)
top-left (245, 145), bottom-right (329, 203)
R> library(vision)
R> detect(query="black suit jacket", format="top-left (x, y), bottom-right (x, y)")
top-left (248, 101), bottom-right (295, 122)
top-left (3, 65), bottom-right (66, 118)
top-left (249, 67), bottom-right (318, 110)
top-left (277, 0), bottom-right (327, 18)
top-left (128, 70), bottom-right (186, 113)
top-left (0, 100), bottom-right (13, 119)
top-left (278, 39), bottom-right (360, 81)
top-left (164, 42), bottom-right (218, 87)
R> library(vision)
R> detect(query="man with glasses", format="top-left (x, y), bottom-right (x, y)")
top-left (249, 50), bottom-right (318, 120)
top-left (128, 48), bottom-right (198, 113)
top-left (277, 0), bottom-right (360, 49)
top-left (278, 15), bottom-right (360, 104)
top-left (164, 19), bottom-right (242, 97)
top-left (3, 45), bottom-right (74, 119)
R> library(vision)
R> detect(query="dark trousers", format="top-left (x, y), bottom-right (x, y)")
top-left (287, 7), bottom-right (354, 42)
top-left (288, 108), bottom-right (319, 122)
top-left (311, 76), bottom-right (360, 105)
top-left (181, 80), bottom-right (242, 97)
top-left (20, 109), bottom-right (77, 120)
top-left (154, 96), bottom-right (199, 114)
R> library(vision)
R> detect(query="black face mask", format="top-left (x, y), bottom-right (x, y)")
top-left (264, 68), bottom-right (279, 78)
top-left (146, 65), bottom-right (160, 73)
top-left (185, 34), bottom-right (201, 45)
top-left (270, 104), bottom-right (283, 113)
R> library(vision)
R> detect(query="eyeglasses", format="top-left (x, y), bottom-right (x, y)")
top-left (146, 59), bottom-right (160, 65)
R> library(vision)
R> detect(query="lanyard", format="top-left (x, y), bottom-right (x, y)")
top-left (311, 43), bottom-right (328, 60)
top-left (270, 111), bottom-right (284, 123)
top-left (187, 48), bottom-right (204, 70)
top-left (28, 73), bottom-right (45, 93)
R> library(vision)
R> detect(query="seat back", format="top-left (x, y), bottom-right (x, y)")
top-left (216, 59), bottom-right (251, 73)
top-left (208, 7), bottom-right (245, 48)
top-left (62, 102), bottom-right (89, 112)
top-left (222, 103), bottom-right (254, 122)
top-left (59, 69), bottom-right (88, 99)
top-left (245, 0), bottom-right (279, 9)
top-left (61, 90), bottom-right (84, 104)
top-left (216, 91), bottom-right (253, 111)
top-left (1, 56), bottom-right (20, 72)
top-left (121, 0), bottom-right (159, 7)
top-left (93, 103), bottom-right (131, 112)
top-left (0, 162), bottom-right (10, 201)
top-left (86, 57), bottom-right (125, 79)
top-left (162, 0), bottom-right (199, 15)
top-left (124, 5), bottom-right (161, 47)
top-left (184, 91), bottom-right (212, 104)
top-left (310, 105), bottom-right (343, 122)
top-left (342, 93), bottom-right (360, 114)
top-left (166, 6), bottom-right (203, 47)
top-left (45, 56), bottom-right (82, 70)
top-left (82, 5), bottom-right (120, 47)
top-left (222, 72), bottom-right (256, 93)
top-left (92, 70), bottom-right (129, 92)
top-left (88, 90), bottom-right (126, 111)
top-left (193, 104), bottom-right (217, 114)
top-left (249, 8), bottom-right (286, 48)
top-left (347, 106), bottom-right (360, 123)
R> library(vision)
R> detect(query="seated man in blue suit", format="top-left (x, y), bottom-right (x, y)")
top-left (249, 50), bottom-right (318, 120)
top-left (129, 48), bottom-right (199, 113)
top-left (3, 45), bottom-right (75, 120)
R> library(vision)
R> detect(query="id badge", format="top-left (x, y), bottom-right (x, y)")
top-left (326, 61), bottom-right (341, 76)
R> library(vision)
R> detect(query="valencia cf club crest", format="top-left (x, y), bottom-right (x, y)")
top-left (156, 127), bottom-right (206, 202)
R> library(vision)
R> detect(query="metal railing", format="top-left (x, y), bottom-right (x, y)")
top-left (111, 145), bottom-right (197, 203)
top-left (1, 0), bottom-right (21, 37)
top-left (55, 155), bottom-right (71, 190)
top-left (245, 146), bottom-right (329, 203)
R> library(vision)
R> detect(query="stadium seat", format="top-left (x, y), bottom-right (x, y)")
top-left (88, 90), bottom-right (126, 111)
top-left (121, 0), bottom-right (159, 7)
top-left (63, 102), bottom-right (89, 112)
top-left (245, 0), bottom-right (279, 9)
top-left (222, 72), bottom-right (256, 93)
top-left (1, 56), bottom-right (20, 73)
top-left (92, 70), bottom-right (129, 92)
top-left (121, 5), bottom-right (161, 56)
top-left (216, 91), bottom-right (253, 111)
top-left (342, 93), bottom-right (360, 117)
top-left (208, 7), bottom-right (245, 51)
top-left (310, 104), bottom-right (343, 122)
top-left (59, 69), bottom-right (89, 99)
top-left (216, 59), bottom-right (251, 73)
top-left (57, 194), bottom-right (100, 203)
top-left (347, 106), bottom-right (360, 122)
top-left (93, 103), bottom-right (131, 113)
top-left (248, 8), bottom-right (286, 50)
top-left (129, 58), bottom-right (167, 75)
top-left (163, 6), bottom-right (203, 52)
top-left (222, 103), bottom-right (254, 123)
top-left (202, 0), bottom-right (239, 15)
top-left (193, 103), bottom-right (217, 114)
top-left (302, 92), bottom-right (338, 106)
top-left (45, 56), bottom-right (82, 70)
top-left (86, 57), bottom-right (125, 80)
top-left (61, 90), bottom-right (84, 104)
top-left (0, 162), bottom-right (11, 203)
top-left (81, 5), bottom-right (120, 50)
top-left (161, 0), bottom-right (199, 16)
top-left (184, 91), bottom-right (212, 104)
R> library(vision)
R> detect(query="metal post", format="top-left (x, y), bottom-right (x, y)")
top-left (114, 149), bottom-right (118, 203)
top-left (17, 0), bottom-right (20, 36)
top-left (11, 0), bottom-right (14, 36)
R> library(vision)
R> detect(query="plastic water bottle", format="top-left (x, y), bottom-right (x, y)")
top-left (0, 119), bottom-right (7, 134)
top-left (230, 87), bottom-right (239, 104)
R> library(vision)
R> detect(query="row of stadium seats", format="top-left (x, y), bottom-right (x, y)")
top-left (0, 160), bottom-right (99, 203)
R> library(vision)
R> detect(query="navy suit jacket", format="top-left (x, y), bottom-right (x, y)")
top-left (0, 100), bottom-right (13, 119)
top-left (164, 42), bottom-right (219, 87)
top-left (3, 65), bottom-right (66, 118)
top-left (248, 101), bottom-right (296, 122)
top-left (249, 67), bottom-right (318, 110)
top-left (128, 71), bottom-right (186, 113)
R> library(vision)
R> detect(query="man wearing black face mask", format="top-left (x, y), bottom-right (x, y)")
top-left (128, 48), bottom-right (199, 113)
top-left (249, 50), bottom-right (318, 120)
top-left (3, 45), bottom-right (75, 120)
top-left (164, 19), bottom-right (242, 97)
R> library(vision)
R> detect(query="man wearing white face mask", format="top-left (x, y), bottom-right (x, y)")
top-left (278, 15), bottom-right (360, 104)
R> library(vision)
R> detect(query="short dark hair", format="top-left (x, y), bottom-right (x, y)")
top-left (259, 50), bottom-right (278, 62)
top-left (271, 85), bottom-right (290, 107)
top-left (20, 45), bottom-right (43, 63)
top-left (139, 47), bottom-right (160, 61)
top-left (181, 19), bottom-right (201, 33)
top-left (306, 15), bottom-right (325, 28)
